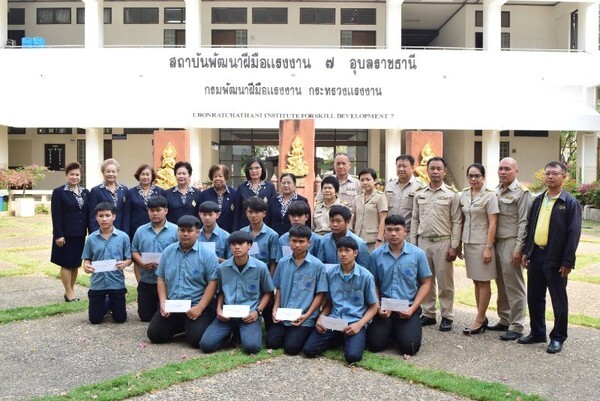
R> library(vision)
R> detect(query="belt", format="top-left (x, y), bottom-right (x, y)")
top-left (534, 244), bottom-right (546, 250)
top-left (495, 237), bottom-right (516, 242)
top-left (422, 235), bottom-right (451, 242)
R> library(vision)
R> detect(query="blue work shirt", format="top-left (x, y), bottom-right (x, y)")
top-left (368, 242), bottom-right (432, 305)
top-left (279, 232), bottom-right (325, 261)
top-left (131, 221), bottom-right (178, 284)
top-left (322, 229), bottom-right (370, 267)
top-left (156, 241), bottom-right (219, 306)
top-left (122, 185), bottom-right (166, 239)
top-left (217, 256), bottom-right (274, 312)
top-left (240, 223), bottom-right (282, 265)
top-left (198, 224), bottom-right (231, 260)
top-left (82, 228), bottom-right (131, 291)
top-left (273, 253), bottom-right (328, 327)
top-left (199, 186), bottom-right (237, 233)
top-left (327, 263), bottom-right (377, 324)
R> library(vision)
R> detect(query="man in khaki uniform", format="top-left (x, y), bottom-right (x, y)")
top-left (488, 157), bottom-right (532, 341)
top-left (385, 155), bottom-right (424, 235)
top-left (317, 153), bottom-right (360, 206)
top-left (410, 157), bottom-right (462, 332)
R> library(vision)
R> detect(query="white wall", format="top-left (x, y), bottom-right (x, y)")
top-left (429, 6), bottom-right (467, 48)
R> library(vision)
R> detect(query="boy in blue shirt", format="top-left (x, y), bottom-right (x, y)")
top-left (200, 231), bottom-right (274, 354)
top-left (267, 225), bottom-right (328, 355)
top-left (82, 202), bottom-right (132, 324)
top-left (131, 195), bottom-right (178, 322)
top-left (147, 215), bottom-right (219, 348)
top-left (279, 200), bottom-right (325, 260)
top-left (303, 236), bottom-right (378, 364)
top-left (198, 200), bottom-right (231, 263)
top-left (322, 205), bottom-right (370, 267)
top-left (367, 214), bottom-right (432, 356)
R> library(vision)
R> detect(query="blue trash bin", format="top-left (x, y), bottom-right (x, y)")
top-left (32, 37), bottom-right (46, 48)
top-left (21, 37), bottom-right (33, 48)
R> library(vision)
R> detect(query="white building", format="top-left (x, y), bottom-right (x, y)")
top-left (1, 0), bottom-right (599, 190)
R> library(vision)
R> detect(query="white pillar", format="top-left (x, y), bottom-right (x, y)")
top-left (482, 130), bottom-right (500, 188)
top-left (368, 129), bottom-right (381, 178)
top-left (483, 0), bottom-right (506, 52)
top-left (185, 0), bottom-right (202, 48)
top-left (386, 0), bottom-right (404, 50)
top-left (579, 2), bottom-right (599, 53)
top-left (189, 128), bottom-right (202, 186)
top-left (580, 132), bottom-right (599, 183)
top-left (85, 128), bottom-right (104, 187)
top-left (0, 125), bottom-right (8, 169)
top-left (385, 129), bottom-right (402, 182)
top-left (83, 0), bottom-right (103, 48)
top-left (0, 0), bottom-right (8, 47)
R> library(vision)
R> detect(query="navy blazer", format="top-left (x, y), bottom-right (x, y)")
top-left (51, 185), bottom-right (89, 239)
top-left (266, 193), bottom-right (311, 236)
top-left (165, 186), bottom-right (202, 224)
top-left (122, 185), bottom-right (166, 239)
top-left (199, 185), bottom-right (237, 233)
top-left (88, 183), bottom-right (128, 232)
top-left (232, 180), bottom-right (277, 231)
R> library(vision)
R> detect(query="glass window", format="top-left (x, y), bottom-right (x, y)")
top-left (8, 8), bottom-right (25, 25)
top-left (500, 141), bottom-right (510, 160)
top-left (475, 10), bottom-right (510, 27)
top-left (165, 8), bottom-right (185, 24)
top-left (300, 8), bottom-right (335, 24)
top-left (124, 8), bottom-right (159, 24)
top-left (37, 8), bottom-right (71, 24)
top-left (76, 8), bottom-right (112, 24)
top-left (341, 8), bottom-right (376, 25)
top-left (212, 7), bottom-right (247, 24)
top-left (252, 8), bottom-right (288, 24)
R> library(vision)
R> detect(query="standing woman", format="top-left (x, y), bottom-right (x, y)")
top-left (460, 163), bottom-right (499, 335)
top-left (351, 168), bottom-right (388, 251)
top-left (266, 173), bottom-right (310, 236)
top-left (51, 162), bottom-right (89, 302)
top-left (232, 156), bottom-right (276, 230)
top-left (312, 175), bottom-right (344, 236)
top-left (89, 158), bottom-right (128, 232)
top-left (199, 164), bottom-right (237, 233)
top-left (165, 161), bottom-right (202, 224)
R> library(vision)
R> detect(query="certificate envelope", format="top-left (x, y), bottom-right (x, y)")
top-left (92, 259), bottom-right (117, 273)
top-left (164, 299), bottom-right (191, 313)
top-left (321, 316), bottom-right (348, 331)
top-left (381, 298), bottom-right (409, 312)
top-left (223, 304), bottom-right (250, 318)
top-left (141, 252), bottom-right (161, 264)
top-left (249, 243), bottom-right (260, 255)
top-left (200, 242), bottom-right (216, 253)
top-left (276, 308), bottom-right (302, 321)
top-left (282, 246), bottom-right (292, 257)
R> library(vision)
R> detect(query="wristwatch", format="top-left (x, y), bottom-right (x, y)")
top-left (256, 308), bottom-right (263, 317)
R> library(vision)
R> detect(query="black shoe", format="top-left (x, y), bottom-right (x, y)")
top-left (439, 317), bottom-right (453, 332)
top-left (420, 316), bottom-right (436, 326)
top-left (517, 334), bottom-right (547, 345)
top-left (462, 317), bottom-right (488, 335)
top-left (546, 340), bottom-right (563, 354)
top-left (486, 322), bottom-right (509, 331)
top-left (500, 330), bottom-right (523, 341)
top-left (64, 294), bottom-right (80, 302)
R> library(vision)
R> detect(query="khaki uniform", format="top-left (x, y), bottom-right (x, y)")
top-left (312, 198), bottom-right (347, 235)
top-left (460, 188), bottom-right (499, 281)
top-left (494, 180), bottom-right (532, 333)
top-left (385, 176), bottom-right (423, 233)
top-left (411, 184), bottom-right (462, 320)
top-left (352, 190), bottom-right (388, 248)
top-left (316, 174), bottom-right (361, 206)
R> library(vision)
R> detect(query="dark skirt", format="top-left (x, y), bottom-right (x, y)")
top-left (50, 236), bottom-right (85, 269)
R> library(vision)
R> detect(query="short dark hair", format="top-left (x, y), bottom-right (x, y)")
top-left (329, 205), bottom-right (352, 222)
top-left (427, 156), bottom-right (447, 168)
top-left (94, 202), bottom-right (116, 215)
top-left (147, 195), bottom-right (168, 209)
top-left (321, 175), bottom-right (340, 193)
top-left (466, 163), bottom-right (486, 178)
top-left (385, 214), bottom-right (406, 227)
top-left (545, 161), bottom-right (567, 174)
top-left (396, 154), bottom-right (415, 166)
top-left (280, 173), bottom-right (297, 185)
top-left (134, 164), bottom-right (156, 182)
top-left (228, 230), bottom-right (254, 245)
top-left (244, 157), bottom-right (267, 181)
top-left (336, 236), bottom-right (358, 250)
top-left (174, 161), bottom-right (192, 176)
top-left (199, 200), bottom-right (221, 213)
top-left (288, 224), bottom-right (312, 240)
top-left (358, 168), bottom-right (377, 180)
top-left (287, 200), bottom-right (310, 217)
top-left (208, 164), bottom-right (230, 181)
top-left (65, 161), bottom-right (81, 175)
top-left (177, 215), bottom-right (201, 229)
top-left (244, 196), bottom-right (268, 213)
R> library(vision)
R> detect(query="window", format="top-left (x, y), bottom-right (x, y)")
top-left (570, 10), bottom-right (578, 50)
top-left (341, 30), bottom-right (376, 48)
top-left (500, 141), bottom-right (510, 159)
top-left (212, 30), bottom-right (248, 47)
top-left (252, 8), bottom-right (287, 24)
top-left (76, 8), bottom-right (112, 24)
top-left (475, 10), bottom-right (510, 27)
top-left (341, 8), bottom-right (376, 25)
top-left (164, 29), bottom-right (186, 46)
top-left (8, 8), bottom-right (25, 25)
top-left (124, 8), bottom-right (159, 24)
top-left (165, 8), bottom-right (185, 24)
top-left (300, 8), bottom-right (335, 24)
top-left (501, 32), bottom-right (510, 49)
top-left (514, 130), bottom-right (549, 137)
top-left (37, 8), bottom-right (71, 24)
top-left (37, 128), bottom-right (72, 134)
top-left (123, 128), bottom-right (158, 134)
top-left (212, 8), bottom-right (247, 24)
top-left (8, 127), bottom-right (26, 135)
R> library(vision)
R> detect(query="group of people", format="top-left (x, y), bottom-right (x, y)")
top-left (50, 152), bottom-right (581, 363)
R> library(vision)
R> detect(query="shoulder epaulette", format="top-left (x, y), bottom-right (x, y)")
top-left (462, 187), bottom-right (470, 192)
top-left (447, 184), bottom-right (458, 192)
top-left (485, 187), bottom-right (494, 192)
top-left (519, 184), bottom-right (530, 192)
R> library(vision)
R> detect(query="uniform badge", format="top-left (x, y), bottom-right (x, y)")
top-left (230, 204), bottom-right (235, 211)
top-left (192, 200), bottom-right (196, 207)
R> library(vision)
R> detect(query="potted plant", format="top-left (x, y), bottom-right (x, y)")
top-left (0, 165), bottom-right (49, 216)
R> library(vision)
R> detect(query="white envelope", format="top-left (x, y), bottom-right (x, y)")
top-left (321, 315), bottom-right (348, 331)
top-left (164, 299), bottom-right (191, 313)
top-left (275, 308), bottom-right (302, 321)
top-left (92, 259), bottom-right (117, 273)
top-left (141, 252), bottom-right (161, 264)
top-left (282, 246), bottom-right (292, 257)
top-left (223, 304), bottom-right (250, 318)
top-left (249, 243), bottom-right (260, 255)
top-left (381, 297), bottom-right (410, 312)
top-left (200, 242), bottom-right (216, 253)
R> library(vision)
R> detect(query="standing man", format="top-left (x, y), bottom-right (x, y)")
top-left (488, 158), bottom-right (532, 341)
top-left (318, 153), bottom-right (361, 206)
top-left (385, 155), bottom-right (424, 235)
top-left (410, 157), bottom-right (462, 332)
top-left (518, 161), bottom-right (581, 354)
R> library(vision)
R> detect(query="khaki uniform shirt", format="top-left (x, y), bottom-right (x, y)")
top-left (316, 174), bottom-right (361, 206)
top-left (352, 190), bottom-right (388, 244)
top-left (460, 188), bottom-right (499, 244)
top-left (385, 176), bottom-right (424, 232)
top-left (410, 184), bottom-right (462, 248)
top-left (312, 198), bottom-right (347, 235)
top-left (495, 180), bottom-right (532, 253)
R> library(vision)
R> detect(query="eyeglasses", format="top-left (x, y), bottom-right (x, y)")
top-left (467, 174), bottom-right (482, 180)
top-left (248, 166), bottom-right (261, 171)
top-left (543, 171), bottom-right (564, 177)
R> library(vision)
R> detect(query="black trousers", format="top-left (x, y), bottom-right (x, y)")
top-left (137, 281), bottom-right (159, 322)
top-left (147, 305), bottom-right (215, 348)
top-left (366, 308), bottom-right (423, 356)
top-left (88, 288), bottom-right (127, 324)
top-left (266, 323), bottom-right (313, 355)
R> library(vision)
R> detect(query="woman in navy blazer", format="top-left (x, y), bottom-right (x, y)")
top-left (88, 158), bottom-right (128, 232)
top-left (51, 162), bottom-right (89, 302)
top-left (232, 157), bottom-right (276, 231)
top-left (266, 173), bottom-right (310, 236)
top-left (199, 164), bottom-right (237, 233)
top-left (165, 161), bottom-right (202, 224)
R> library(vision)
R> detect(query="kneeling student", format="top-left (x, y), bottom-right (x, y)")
top-left (303, 236), bottom-right (378, 363)
top-left (82, 202), bottom-right (132, 324)
top-left (366, 215), bottom-right (432, 355)
top-left (147, 215), bottom-right (219, 348)
top-left (278, 200), bottom-right (325, 260)
top-left (200, 231), bottom-right (274, 354)
top-left (267, 225), bottom-right (328, 355)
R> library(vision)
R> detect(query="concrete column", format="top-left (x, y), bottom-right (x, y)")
top-left (385, 129), bottom-right (402, 182)
top-left (483, 0), bottom-right (507, 52)
top-left (579, 2), bottom-right (599, 53)
top-left (368, 129), bottom-right (381, 179)
top-left (83, 0), bottom-right (104, 48)
top-left (579, 132), bottom-right (599, 183)
top-left (188, 128), bottom-right (202, 186)
top-left (482, 130), bottom-right (500, 188)
top-left (185, 0), bottom-right (202, 48)
top-left (85, 128), bottom-right (104, 187)
top-left (386, 0), bottom-right (404, 50)
top-left (0, 125), bottom-right (8, 169)
top-left (0, 0), bottom-right (8, 47)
